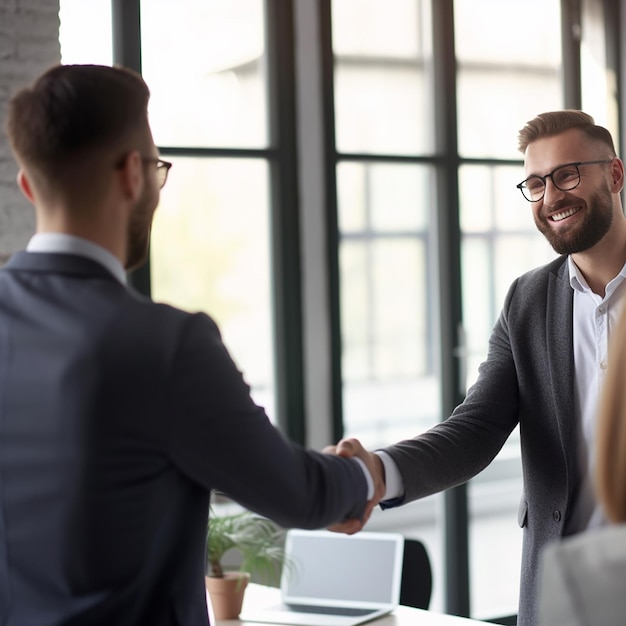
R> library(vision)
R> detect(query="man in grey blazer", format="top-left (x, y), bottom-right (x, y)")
top-left (331, 110), bottom-right (626, 625)
top-left (0, 64), bottom-right (384, 625)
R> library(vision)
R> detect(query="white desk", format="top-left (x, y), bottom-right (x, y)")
top-left (215, 583), bottom-right (491, 626)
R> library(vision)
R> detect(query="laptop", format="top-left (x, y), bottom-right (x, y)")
top-left (239, 529), bottom-right (405, 626)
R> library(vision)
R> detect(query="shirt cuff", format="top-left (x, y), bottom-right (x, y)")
top-left (375, 451), bottom-right (404, 501)
top-left (352, 457), bottom-right (374, 500)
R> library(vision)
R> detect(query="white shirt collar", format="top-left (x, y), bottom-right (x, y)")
top-left (26, 233), bottom-right (127, 285)
top-left (568, 254), bottom-right (626, 297)
top-left (568, 256), bottom-right (588, 292)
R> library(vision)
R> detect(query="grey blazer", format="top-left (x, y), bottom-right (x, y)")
top-left (538, 524), bottom-right (626, 626)
top-left (382, 254), bottom-right (578, 626)
top-left (0, 252), bottom-right (369, 626)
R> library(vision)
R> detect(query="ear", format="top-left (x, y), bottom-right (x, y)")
top-left (610, 158), bottom-right (625, 193)
top-left (17, 170), bottom-right (36, 204)
top-left (116, 150), bottom-right (144, 201)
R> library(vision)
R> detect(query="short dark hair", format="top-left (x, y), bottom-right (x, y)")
top-left (5, 64), bottom-right (150, 181)
top-left (517, 109), bottom-right (616, 156)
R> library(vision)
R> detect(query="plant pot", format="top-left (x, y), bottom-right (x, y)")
top-left (205, 572), bottom-right (251, 620)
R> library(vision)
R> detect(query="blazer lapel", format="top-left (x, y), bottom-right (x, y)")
top-left (545, 260), bottom-right (576, 481)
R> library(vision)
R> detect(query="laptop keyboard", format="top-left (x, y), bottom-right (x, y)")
top-left (285, 604), bottom-right (374, 617)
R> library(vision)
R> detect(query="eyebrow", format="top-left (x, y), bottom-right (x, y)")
top-left (524, 161), bottom-right (579, 178)
top-left (526, 158), bottom-right (613, 178)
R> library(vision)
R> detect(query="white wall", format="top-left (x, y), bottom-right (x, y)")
top-left (0, 0), bottom-right (60, 262)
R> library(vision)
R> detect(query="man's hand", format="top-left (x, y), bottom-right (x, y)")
top-left (323, 437), bottom-right (386, 535)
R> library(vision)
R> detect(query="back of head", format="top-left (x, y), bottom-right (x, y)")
top-left (595, 306), bottom-right (626, 523)
top-left (517, 109), bottom-right (616, 156)
top-left (5, 64), bottom-right (150, 195)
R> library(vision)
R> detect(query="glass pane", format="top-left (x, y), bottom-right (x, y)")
top-left (140, 0), bottom-right (268, 148)
top-left (332, 0), bottom-right (422, 57)
top-left (338, 160), bottom-right (443, 610)
top-left (338, 162), bottom-right (429, 233)
top-left (457, 72), bottom-right (562, 160)
top-left (580, 1), bottom-right (620, 148)
top-left (468, 451), bottom-right (523, 619)
top-left (58, 0), bottom-right (112, 65)
top-left (150, 157), bottom-right (275, 418)
top-left (460, 163), bottom-right (557, 620)
top-left (338, 162), bottom-right (439, 447)
top-left (455, 0), bottom-right (562, 159)
top-left (332, 0), bottom-right (433, 155)
top-left (460, 164), bottom-right (556, 396)
top-left (455, 0), bottom-right (561, 64)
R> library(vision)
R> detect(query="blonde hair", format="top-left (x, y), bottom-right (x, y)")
top-left (517, 110), bottom-right (616, 156)
top-left (595, 306), bottom-right (626, 522)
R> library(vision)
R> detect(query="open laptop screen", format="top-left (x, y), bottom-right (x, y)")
top-left (282, 530), bottom-right (404, 607)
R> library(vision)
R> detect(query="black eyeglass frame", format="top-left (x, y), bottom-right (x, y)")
top-left (114, 155), bottom-right (173, 189)
top-left (516, 158), bottom-right (614, 202)
top-left (141, 157), bottom-right (172, 189)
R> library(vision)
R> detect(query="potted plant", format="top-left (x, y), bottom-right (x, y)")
top-left (205, 508), bottom-right (290, 620)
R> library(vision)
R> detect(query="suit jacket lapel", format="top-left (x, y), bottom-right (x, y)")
top-left (545, 260), bottom-right (577, 480)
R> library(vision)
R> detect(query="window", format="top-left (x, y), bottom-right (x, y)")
top-left (332, 0), bottom-right (438, 448)
top-left (141, 0), bottom-right (277, 417)
top-left (150, 158), bottom-right (275, 413)
top-left (59, 0), bottom-right (112, 64)
top-left (454, 3), bottom-right (562, 613)
top-left (141, 1), bottom-right (268, 149)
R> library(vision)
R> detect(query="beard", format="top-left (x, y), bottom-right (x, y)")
top-left (534, 185), bottom-right (614, 255)
top-left (126, 184), bottom-right (157, 271)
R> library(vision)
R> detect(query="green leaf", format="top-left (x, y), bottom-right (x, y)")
top-left (206, 508), bottom-right (293, 581)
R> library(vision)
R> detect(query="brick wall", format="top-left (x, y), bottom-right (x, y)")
top-left (0, 0), bottom-right (60, 262)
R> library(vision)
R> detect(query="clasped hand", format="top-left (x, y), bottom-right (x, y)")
top-left (322, 438), bottom-right (386, 535)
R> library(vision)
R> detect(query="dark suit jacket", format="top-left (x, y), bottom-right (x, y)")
top-left (383, 255), bottom-right (577, 626)
top-left (0, 252), bottom-right (368, 626)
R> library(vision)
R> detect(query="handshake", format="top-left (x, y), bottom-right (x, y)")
top-left (323, 438), bottom-right (387, 535)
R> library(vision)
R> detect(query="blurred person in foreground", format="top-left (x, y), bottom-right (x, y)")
top-left (0, 63), bottom-right (383, 626)
top-left (329, 110), bottom-right (626, 626)
top-left (538, 303), bottom-right (626, 626)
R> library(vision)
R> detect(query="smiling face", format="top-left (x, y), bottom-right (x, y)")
top-left (524, 128), bottom-right (616, 255)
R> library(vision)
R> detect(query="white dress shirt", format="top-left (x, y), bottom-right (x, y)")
top-left (565, 256), bottom-right (626, 533)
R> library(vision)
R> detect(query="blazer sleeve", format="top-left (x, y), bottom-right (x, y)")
top-left (163, 312), bottom-right (369, 530)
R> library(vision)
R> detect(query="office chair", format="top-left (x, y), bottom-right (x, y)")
top-left (399, 538), bottom-right (433, 610)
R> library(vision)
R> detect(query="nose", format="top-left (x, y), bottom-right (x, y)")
top-left (542, 176), bottom-right (566, 205)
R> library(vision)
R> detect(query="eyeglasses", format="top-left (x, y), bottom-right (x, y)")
top-left (516, 159), bottom-right (613, 202)
top-left (114, 155), bottom-right (173, 189)
top-left (142, 157), bottom-right (172, 189)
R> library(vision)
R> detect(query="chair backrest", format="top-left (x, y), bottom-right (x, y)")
top-left (399, 538), bottom-right (432, 610)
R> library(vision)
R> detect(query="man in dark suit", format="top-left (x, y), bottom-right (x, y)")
top-left (0, 64), bottom-right (384, 626)
top-left (330, 111), bottom-right (626, 626)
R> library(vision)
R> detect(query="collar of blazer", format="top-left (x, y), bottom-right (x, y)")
top-left (4, 250), bottom-right (121, 283)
